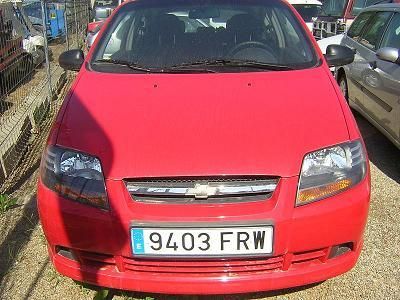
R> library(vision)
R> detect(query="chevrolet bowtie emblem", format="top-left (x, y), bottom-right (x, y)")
top-left (186, 183), bottom-right (217, 199)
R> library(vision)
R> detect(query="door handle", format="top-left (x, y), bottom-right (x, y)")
top-left (369, 61), bottom-right (377, 70)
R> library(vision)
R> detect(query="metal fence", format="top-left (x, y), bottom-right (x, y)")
top-left (0, 0), bottom-right (90, 193)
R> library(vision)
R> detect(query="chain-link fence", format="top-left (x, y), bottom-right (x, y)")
top-left (0, 0), bottom-right (90, 193)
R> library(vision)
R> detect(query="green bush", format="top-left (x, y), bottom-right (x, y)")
top-left (0, 194), bottom-right (17, 213)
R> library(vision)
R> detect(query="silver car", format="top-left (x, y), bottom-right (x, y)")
top-left (336, 4), bottom-right (400, 149)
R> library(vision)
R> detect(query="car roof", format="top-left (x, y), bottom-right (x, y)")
top-left (361, 3), bottom-right (400, 13)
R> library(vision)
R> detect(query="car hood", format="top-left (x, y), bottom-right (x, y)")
top-left (57, 66), bottom-right (349, 179)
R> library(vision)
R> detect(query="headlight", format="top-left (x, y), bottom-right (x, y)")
top-left (296, 140), bottom-right (367, 206)
top-left (41, 145), bottom-right (108, 209)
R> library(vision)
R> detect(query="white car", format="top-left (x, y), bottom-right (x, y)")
top-left (288, 0), bottom-right (322, 31)
top-left (317, 34), bottom-right (345, 54)
top-left (317, 34), bottom-right (345, 72)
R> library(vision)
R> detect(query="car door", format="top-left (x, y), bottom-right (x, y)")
top-left (342, 11), bottom-right (375, 104)
top-left (348, 11), bottom-right (394, 132)
top-left (370, 12), bottom-right (400, 143)
top-left (357, 11), bottom-right (400, 143)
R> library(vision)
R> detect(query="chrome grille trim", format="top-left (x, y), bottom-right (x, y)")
top-left (125, 177), bottom-right (279, 204)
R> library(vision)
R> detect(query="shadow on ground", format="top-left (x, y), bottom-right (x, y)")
top-left (354, 112), bottom-right (400, 183)
top-left (75, 281), bottom-right (322, 300)
top-left (0, 195), bottom-right (38, 276)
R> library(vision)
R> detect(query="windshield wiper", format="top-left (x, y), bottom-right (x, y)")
top-left (94, 58), bottom-right (292, 72)
top-left (160, 66), bottom-right (217, 73)
top-left (93, 59), bottom-right (217, 73)
top-left (93, 59), bottom-right (153, 72)
top-left (169, 59), bottom-right (294, 71)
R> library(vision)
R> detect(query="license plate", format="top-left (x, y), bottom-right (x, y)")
top-left (131, 226), bottom-right (273, 257)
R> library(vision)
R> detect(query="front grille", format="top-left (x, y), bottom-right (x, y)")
top-left (122, 256), bottom-right (284, 275)
top-left (125, 176), bottom-right (279, 204)
top-left (67, 247), bottom-right (335, 276)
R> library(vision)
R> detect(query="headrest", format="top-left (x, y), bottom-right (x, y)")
top-left (226, 14), bottom-right (264, 35)
top-left (155, 14), bottom-right (185, 36)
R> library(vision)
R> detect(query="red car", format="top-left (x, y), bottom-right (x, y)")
top-left (38, 0), bottom-right (370, 295)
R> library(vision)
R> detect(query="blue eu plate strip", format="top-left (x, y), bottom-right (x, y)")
top-left (131, 229), bottom-right (145, 254)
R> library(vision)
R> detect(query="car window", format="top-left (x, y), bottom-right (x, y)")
top-left (359, 11), bottom-right (392, 50)
top-left (23, 3), bottom-right (42, 19)
top-left (380, 13), bottom-right (400, 49)
top-left (176, 15), bottom-right (206, 32)
top-left (351, 0), bottom-right (382, 16)
top-left (292, 4), bottom-right (321, 22)
top-left (278, 9), bottom-right (307, 57)
top-left (351, 0), bottom-right (397, 16)
top-left (103, 14), bottom-right (132, 58)
top-left (206, 9), bottom-right (242, 28)
top-left (352, 0), bottom-right (366, 16)
top-left (319, 0), bottom-right (347, 17)
top-left (92, 0), bottom-right (318, 72)
top-left (347, 11), bottom-right (374, 39)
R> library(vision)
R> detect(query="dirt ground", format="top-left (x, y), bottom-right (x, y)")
top-left (0, 113), bottom-right (399, 300)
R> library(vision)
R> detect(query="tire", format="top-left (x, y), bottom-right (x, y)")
top-left (338, 74), bottom-right (349, 102)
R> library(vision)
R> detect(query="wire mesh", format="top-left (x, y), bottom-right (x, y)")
top-left (0, 0), bottom-right (90, 193)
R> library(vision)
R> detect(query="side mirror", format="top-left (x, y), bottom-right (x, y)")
top-left (376, 47), bottom-right (400, 65)
top-left (325, 44), bottom-right (355, 67)
top-left (59, 49), bottom-right (84, 71)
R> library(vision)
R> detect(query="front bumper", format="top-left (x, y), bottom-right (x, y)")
top-left (48, 242), bottom-right (362, 294)
top-left (38, 175), bottom-right (370, 294)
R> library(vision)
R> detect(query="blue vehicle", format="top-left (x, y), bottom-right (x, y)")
top-left (23, 0), bottom-right (65, 40)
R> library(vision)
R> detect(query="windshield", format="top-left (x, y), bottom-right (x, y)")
top-left (292, 4), bottom-right (321, 22)
top-left (351, 0), bottom-right (389, 16)
top-left (91, 0), bottom-right (318, 73)
top-left (320, 0), bottom-right (347, 17)
top-left (23, 2), bottom-right (42, 19)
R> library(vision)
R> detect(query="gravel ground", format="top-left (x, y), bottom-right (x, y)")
top-left (0, 113), bottom-right (399, 300)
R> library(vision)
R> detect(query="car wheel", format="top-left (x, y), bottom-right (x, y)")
top-left (338, 75), bottom-right (348, 102)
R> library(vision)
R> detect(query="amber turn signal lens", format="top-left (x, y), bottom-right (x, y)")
top-left (297, 179), bottom-right (352, 204)
top-left (54, 183), bottom-right (108, 209)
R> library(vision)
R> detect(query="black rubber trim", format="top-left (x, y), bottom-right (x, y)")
top-left (349, 78), bottom-right (392, 112)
